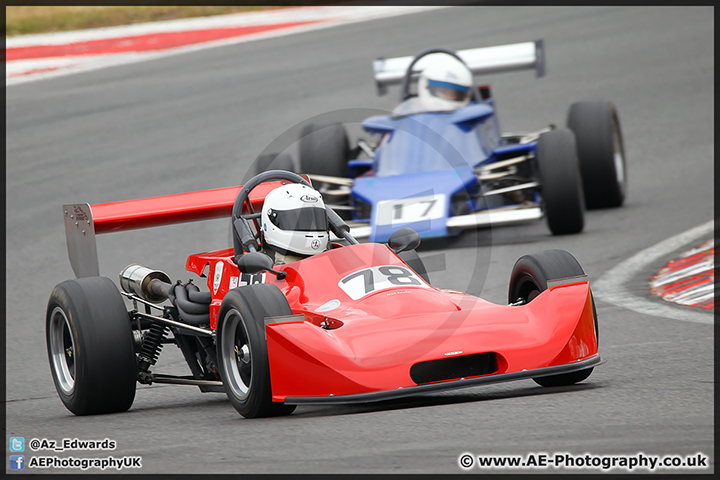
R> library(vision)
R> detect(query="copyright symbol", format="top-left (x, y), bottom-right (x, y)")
top-left (459, 453), bottom-right (474, 469)
top-left (30, 439), bottom-right (41, 451)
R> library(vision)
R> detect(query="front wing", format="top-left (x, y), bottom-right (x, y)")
top-left (266, 280), bottom-right (598, 404)
top-left (337, 205), bottom-right (543, 240)
top-left (285, 355), bottom-right (601, 405)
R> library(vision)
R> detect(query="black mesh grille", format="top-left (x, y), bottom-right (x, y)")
top-left (410, 352), bottom-right (498, 384)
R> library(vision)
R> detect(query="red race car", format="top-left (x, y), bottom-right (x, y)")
top-left (47, 171), bottom-right (601, 418)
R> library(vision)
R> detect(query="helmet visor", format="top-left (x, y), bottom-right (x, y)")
top-left (269, 206), bottom-right (328, 232)
top-left (427, 79), bottom-right (470, 102)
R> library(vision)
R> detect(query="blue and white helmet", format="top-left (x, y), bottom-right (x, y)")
top-left (418, 55), bottom-right (473, 112)
top-left (262, 183), bottom-right (329, 257)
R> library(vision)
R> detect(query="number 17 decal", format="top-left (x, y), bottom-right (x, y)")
top-left (338, 265), bottom-right (429, 300)
top-left (376, 194), bottom-right (446, 226)
top-left (392, 198), bottom-right (437, 220)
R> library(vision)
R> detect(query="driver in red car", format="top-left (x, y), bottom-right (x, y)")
top-left (261, 183), bottom-right (330, 264)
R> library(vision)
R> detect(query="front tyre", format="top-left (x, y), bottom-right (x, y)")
top-left (46, 277), bottom-right (137, 415)
top-left (536, 129), bottom-right (585, 235)
top-left (507, 250), bottom-right (597, 387)
top-left (216, 284), bottom-right (297, 418)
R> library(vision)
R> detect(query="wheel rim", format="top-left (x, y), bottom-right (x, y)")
top-left (49, 307), bottom-right (76, 395)
top-left (612, 126), bottom-right (625, 187)
top-left (526, 289), bottom-right (540, 302)
top-left (514, 276), bottom-right (542, 304)
top-left (221, 309), bottom-right (252, 401)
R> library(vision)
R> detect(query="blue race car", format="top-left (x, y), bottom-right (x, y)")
top-left (278, 41), bottom-right (626, 243)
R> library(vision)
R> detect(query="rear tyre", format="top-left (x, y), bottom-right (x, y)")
top-left (567, 100), bottom-right (626, 209)
top-left (507, 250), bottom-right (596, 387)
top-left (216, 284), bottom-right (297, 418)
top-left (46, 277), bottom-right (136, 415)
top-left (299, 123), bottom-right (352, 219)
top-left (536, 129), bottom-right (585, 235)
top-left (299, 123), bottom-right (350, 178)
top-left (254, 152), bottom-right (295, 175)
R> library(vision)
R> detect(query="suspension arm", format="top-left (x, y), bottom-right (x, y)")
top-left (132, 311), bottom-right (214, 337)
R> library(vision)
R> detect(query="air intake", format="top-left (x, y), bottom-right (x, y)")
top-left (410, 352), bottom-right (499, 385)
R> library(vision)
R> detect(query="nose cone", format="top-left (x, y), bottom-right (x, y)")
top-left (352, 169), bottom-right (477, 242)
top-left (354, 286), bottom-right (459, 318)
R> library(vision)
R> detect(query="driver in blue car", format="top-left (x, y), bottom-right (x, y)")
top-left (261, 183), bottom-right (330, 264)
top-left (417, 55), bottom-right (473, 112)
top-left (392, 55), bottom-right (474, 117)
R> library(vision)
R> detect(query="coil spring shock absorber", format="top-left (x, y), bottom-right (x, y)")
top-left (137, 323), bottom-right (169, 381)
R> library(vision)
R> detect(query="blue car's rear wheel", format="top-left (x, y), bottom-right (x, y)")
top-left (216, 284), bottom-right (296, 418)
top-left (254, 152), bottom-right (295, 175)
top-left (508, 249), bottom-right (597, 387)
top-left (299, 123), bottom-right (349, 178)
top-left (298, 123), bottom-right (352, 220)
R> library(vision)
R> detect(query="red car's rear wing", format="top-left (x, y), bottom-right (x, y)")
top-left (63, 180), bottom-right (291, 278)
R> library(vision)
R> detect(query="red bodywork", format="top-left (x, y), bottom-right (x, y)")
top-left (186, 242), bottom-right (597, 403)
top-left (83, 182), bottom-right (599, 404)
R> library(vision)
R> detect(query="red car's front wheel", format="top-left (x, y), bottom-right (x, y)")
top-left (216, 284), bottom-right (296, 418)
top-left (508, 249), bottom-right (598, 387)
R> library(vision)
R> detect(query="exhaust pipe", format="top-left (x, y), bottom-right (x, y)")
top-left (120, 264), bottom-right (172, 303)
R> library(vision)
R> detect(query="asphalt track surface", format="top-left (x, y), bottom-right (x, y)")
top-left (5, 6), bottom-right (714, 475)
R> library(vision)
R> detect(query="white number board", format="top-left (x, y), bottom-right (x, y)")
top-left (338, 265), bottom-right (430, 300)
top-left (375, 194), bottom-right (446, 226)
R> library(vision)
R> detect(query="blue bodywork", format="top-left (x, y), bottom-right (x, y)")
top-left (348, 99), bottom-right (537, 242)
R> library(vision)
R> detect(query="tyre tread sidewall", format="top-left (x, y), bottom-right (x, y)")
top-left (507, 250), bottom-right (595, 387)
top-left (536, 129), bottom-right (585, 235)
top-left (567, 100), bottom-right (626, 208)
top-left (46, 277), bottom-right (136, 415)
top-left (216, 284), bottom-right (296, 418)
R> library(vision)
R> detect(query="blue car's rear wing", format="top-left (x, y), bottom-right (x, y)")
top-left (373, 40), bottom-right (545, 95)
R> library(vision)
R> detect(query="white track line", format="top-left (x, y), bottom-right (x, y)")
top-left (6, 6), bottom-right (444, 86)
top-left (5, 6), bottom-right (440, 47)
top-left (593, 220), bottom-right (715, 324)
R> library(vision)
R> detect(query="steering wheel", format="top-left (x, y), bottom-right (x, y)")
top-left (231, 170), bottom-right (312, 258)
top-left (398, 48), bottom-right (479, 102)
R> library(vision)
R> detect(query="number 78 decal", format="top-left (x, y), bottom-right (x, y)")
top-left (338, 265), bottom-right (430, 300)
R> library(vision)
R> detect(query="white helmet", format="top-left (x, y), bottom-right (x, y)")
top-left (418, 55), bottom-right (473, 112)
top-left (261, 183), bottom-right (329, 257)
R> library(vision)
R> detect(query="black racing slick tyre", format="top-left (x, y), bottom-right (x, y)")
top-left (46, 277), bottom-right (137, 415)
top-left (567, 100), bottom-right (626, 209)
top-left (254, 152), bottom-right (295, 175)
top-left (299, 123), bottom-right (350, 178)
top-left (299, 122), bottom-right (353, 220)
top-left (216, 284), bottom-right (297, 418)
top-left (507, 250), bottom-right (597, 387)
top-left (536, 129), bottom-right (585, 235)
